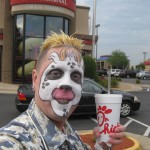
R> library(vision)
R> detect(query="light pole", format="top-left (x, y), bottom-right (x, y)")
top-left (143, 52), bottom-right (147, 62)
top-left (95, 24), bottom-right (100, 59)
top-left (92, 0), bottom-right (97, 58)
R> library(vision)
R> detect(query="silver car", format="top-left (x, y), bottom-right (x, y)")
top-left (136, 71), bottom-right (150, 79)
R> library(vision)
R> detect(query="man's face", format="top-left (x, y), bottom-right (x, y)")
top-left (33, 47), bottom-right (84, 120)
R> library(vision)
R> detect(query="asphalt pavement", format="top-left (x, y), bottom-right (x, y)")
top-left (0, 81), bottom-right (150, 149)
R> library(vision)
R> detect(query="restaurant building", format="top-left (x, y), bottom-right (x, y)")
top-left (144, 59), bottom-right (150, 71)
top-left (0, 0), bottom-right (94, 83)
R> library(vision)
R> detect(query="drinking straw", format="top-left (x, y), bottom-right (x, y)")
top-left (108, 67), bottom-right (111, 94)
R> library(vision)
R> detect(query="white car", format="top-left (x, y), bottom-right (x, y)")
top-left (110, 69), bottom-right (121, 77)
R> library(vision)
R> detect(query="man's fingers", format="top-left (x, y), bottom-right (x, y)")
top-left (109, 138), bottom-right (122, 145)
top-left (115, 125), bottom-right (126, 133)
top-left (109, 132), bottom-right (126, 139)
top-left (93, 127), bottom-right (101, 138)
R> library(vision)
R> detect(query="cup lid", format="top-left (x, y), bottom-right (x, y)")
top-left (95, 94), bottom-right (122, 104)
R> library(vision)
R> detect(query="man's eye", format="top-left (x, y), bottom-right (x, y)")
top-left (46, 69), bottom-right (63, 80)
top-left (71, 72), bottom-right (81, 84)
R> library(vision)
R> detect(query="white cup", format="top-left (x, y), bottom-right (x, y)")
top-left (95, 94), bottom-right (122, 143)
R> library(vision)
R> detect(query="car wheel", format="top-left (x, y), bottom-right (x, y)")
top-left (15, 98), bottom-right (28, 113)
top-left (143, 76), bottom-right (147, 80)
top-left (120, 101), bottom-right (132, 117)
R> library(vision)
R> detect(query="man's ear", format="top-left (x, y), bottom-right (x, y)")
top-left (32, 69), bottom-right (37, 90)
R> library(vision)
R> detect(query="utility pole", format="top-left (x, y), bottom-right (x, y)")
top-left (95, 24), bottom-right (100, 59)
top-left (92, 0), bottom-right (97, 58)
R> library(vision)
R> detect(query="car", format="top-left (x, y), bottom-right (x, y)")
top-left (110, 69), bottom-right (121, 77)
top-left (15, 78), bottom-right (141, 117)
top-left (96, 69), bottom-right (108, 76)
top-left (119, 70), bottom-right (138, 78)
top-left (136, 71), bottom-right (150, 80)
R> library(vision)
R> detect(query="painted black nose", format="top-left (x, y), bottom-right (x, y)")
top-left (59, 85), bottom-right (72, 90)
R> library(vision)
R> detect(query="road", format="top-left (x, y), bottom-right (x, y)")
top-left (0, 83), bottom-right (150, 137)
top-left (0, 94), bottom-right (20, 127)
top-left (121, 78), bottom-right (150, 85)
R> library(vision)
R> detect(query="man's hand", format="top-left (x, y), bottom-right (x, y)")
top-left (93, 124), bottom-right (126, 146)
top-left (108, 125), bottom-right (126, 145)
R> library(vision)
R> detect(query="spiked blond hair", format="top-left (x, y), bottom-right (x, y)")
top-left (36, 31), bottom-right (84, 70)
top-left (40, 31), bottom-right (84, 52)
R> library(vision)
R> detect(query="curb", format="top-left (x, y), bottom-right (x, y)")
top-left (126, 137), bottom-right (142, 150)
top-left (77, 130), bottom-right (142, 150)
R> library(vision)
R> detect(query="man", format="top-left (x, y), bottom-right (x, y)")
top-left (0, 32), bottom-right (125, 149)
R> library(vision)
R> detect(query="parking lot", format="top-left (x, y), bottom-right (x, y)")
top-left (0, 89), bottom-right (150, 138)
top-left (0, 78), bottom-right (150, 138)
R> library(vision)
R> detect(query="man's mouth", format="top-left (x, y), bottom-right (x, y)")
top-left (55, 98), bottom-right (71, 105)
top-left (52, 88), bottom-right (75, 105)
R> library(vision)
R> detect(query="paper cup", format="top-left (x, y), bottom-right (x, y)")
top-left (95, 94), bottom-right (122, 143)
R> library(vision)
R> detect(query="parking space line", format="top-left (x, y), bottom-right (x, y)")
top-left (143, 127), bottom-right (150, 136)
top-left (123, 119), bottom-right (133, 127)
top-left (89, 117), bottom-right (97, 123)
top-left (90, 116), bottom-right (150, 137)
top-left (127, 117), bottom-right (149, 128)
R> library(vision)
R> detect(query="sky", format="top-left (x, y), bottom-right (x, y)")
top-left (76, 0), bottom-right (150, 67)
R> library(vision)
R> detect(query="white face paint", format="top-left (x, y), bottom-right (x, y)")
top-left (39, 50), bottom-right (84, 117)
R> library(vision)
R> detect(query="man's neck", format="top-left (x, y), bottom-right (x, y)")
top-left (51, 119), bottom-right (66, 132)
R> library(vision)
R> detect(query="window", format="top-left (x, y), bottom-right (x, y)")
top-left (25, 15), bottom-right (44, 37)
top-left (13, 14), bottom-right (69, 83)
top-left (83, 80), bottom-right (102, 94)
top-left (46, 17), bottom-right (63, 36)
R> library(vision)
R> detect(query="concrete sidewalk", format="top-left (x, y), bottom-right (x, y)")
top-left (0, 82), bottom-right (19, 94)
top-left (0, 81), bottom-right (150, 149)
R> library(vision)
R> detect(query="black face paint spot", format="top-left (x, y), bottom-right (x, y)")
top-left (41, 81), bottom-right (50, 89)
top-left (45, 82), bottom-right (49, 86)
top-left (67, 62), bottom-right (77, 69)
top-left (51, 65), bottom-right (55, 69)
top-left (67, 62), bottom-right (71, 65)
top-left (63, 109), bottom-right (69, 117)
top-left (72, 62), bottom-right (76, 66)
top-left (70, 65), bottom-right (74, 68)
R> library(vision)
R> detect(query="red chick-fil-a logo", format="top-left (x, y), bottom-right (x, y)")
top-left (97, 105), bottom-right (119, 135)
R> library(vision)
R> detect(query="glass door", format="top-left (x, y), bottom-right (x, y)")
top-left (0, 46), bottom-right (2, 81)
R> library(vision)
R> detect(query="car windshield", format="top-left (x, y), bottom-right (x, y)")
top-left (82, 79), bottom-right (105, 94)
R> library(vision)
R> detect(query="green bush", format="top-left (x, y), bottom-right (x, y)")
top-left (98, 78), bottom-right (108, 88)
top-left (136, 79), bottom-right (140, 84)
top-left (111, 78), bottom-right (119, 88)
top-left (97, 77), bottom-right (119, 88)
top-left (116, 77), bottom-right (122, 81)
top-left (83, 55), bottom-right (96, 79)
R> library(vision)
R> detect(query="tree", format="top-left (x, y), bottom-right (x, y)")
top-left (130, 66), bottom-right (134, 70)
top-left (83, 55), bottom-right (96, 79)
top-left (107, 50), bottom-right (129, 69)
top-left (135, 62), bottom-right (145, 70)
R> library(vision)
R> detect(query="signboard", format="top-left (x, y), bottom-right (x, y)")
top-left (10, 0), bottom-right (76, 12)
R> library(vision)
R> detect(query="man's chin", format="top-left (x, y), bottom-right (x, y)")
top-left (50, 102), bottom-right (77, 120)
top-left (55, 99), bottom-right (71, 105)
top-left (50, 109), bottom-right (73, 122)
